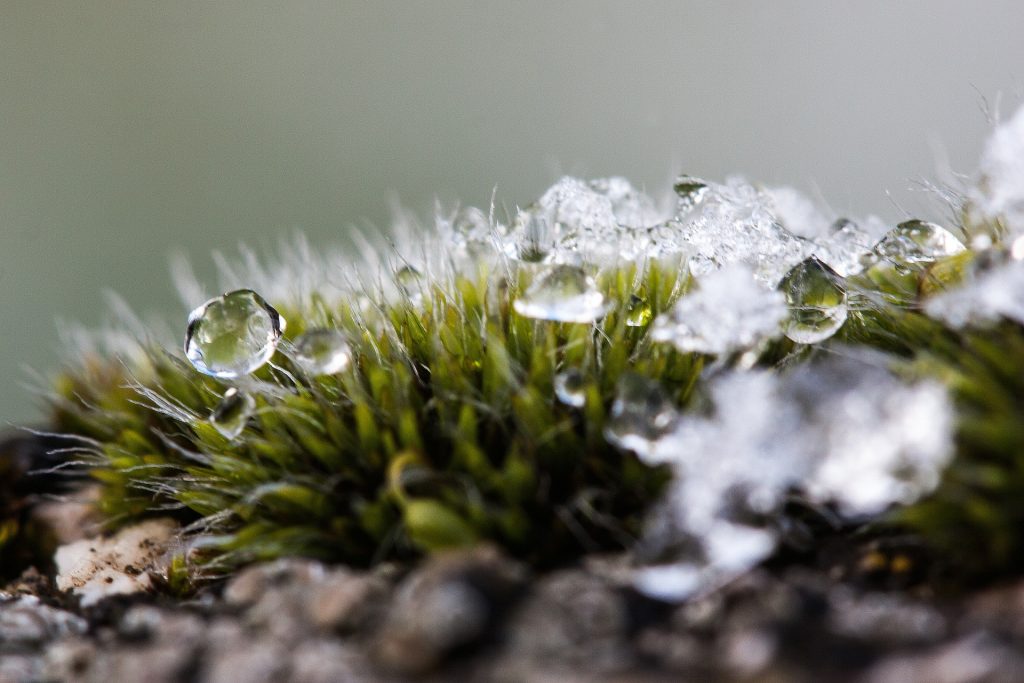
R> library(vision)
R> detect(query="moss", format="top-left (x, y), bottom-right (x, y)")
top-left (36, 187), bottom-right (1024, 591)
top-left (51, 259), bottom-right (697, 580)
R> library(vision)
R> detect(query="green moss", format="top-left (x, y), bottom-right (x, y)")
top-left (52, 260), bottom-right (695, 579)
top-left (40, 200), bottom-right (1024, 589)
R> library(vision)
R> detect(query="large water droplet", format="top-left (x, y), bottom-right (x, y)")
top-left (605, 374), bottom-right (680, 457)
top-left (779, 257), bottom-right (848, 344)
top-left (553, 369), bottom-right (586, 407)
top-left (292, 328), bottom-right (352, 376)
top-left (624, 294), bottom-right (653, 327)
top-left (512, 265), bottom-right (609, 323)
top-left (210, 387), bottom-right (256, 440)
top-left (185, 289), bottom-right (285, 379)
top-left (870, 220), bottom-right (966, 271)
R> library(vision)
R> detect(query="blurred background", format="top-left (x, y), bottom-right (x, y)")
top-left (2, 1), bottom-right (1022, 423)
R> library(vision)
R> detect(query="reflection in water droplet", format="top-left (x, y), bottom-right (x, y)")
top-left (624, 294), bottom-right (652, 327)
top-left (292, 328), bottom-right (352, 376)
top-left (512, 265), bottom-right (609, 323)
top-left (210, 387), bottom-right (256, 440)
top-left (779, 257), bottom-right (848, 344)
top-left (871, 220), bottom-right (966, 272)
top-left (554, 369), bottom-right (586, 407)
top-left (184, 289), bottom-right (285, 379)
top-left (604, 374), bottom-right (680, 457)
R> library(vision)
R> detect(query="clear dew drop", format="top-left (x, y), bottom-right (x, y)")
top-left (553, 369), bottom-right (586, 407)
top-left (292, 328), bottom-right (352, 376)
top-left (604, 374), bottom-right (680, 457)
top-left (624, 294), bottom-right (653, 327)
top-left (779, 256), bottom-right (848, 344)
top-left (512, 265), bottom-right (609, 323)
top-left (210, 387), bottom-right (256, 441)
top-left (184, 289), bottom-right (285, 379)
top-left (672, 174), bottom-right (710, 215)
top-left (396, 265), bottom-right (425, 305)
top-left (870, 219), bottom-right (966, 272)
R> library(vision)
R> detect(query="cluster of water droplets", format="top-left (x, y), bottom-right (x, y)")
top-left (184, 289), bottom-right (353, 441)
top-left (617, 354), bottom-right (954, 601)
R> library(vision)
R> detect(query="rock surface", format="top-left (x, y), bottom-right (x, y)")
top-left (53, 518), bottom-right (178, 607)
top-left (5, 544), bottom-right (1024, 682)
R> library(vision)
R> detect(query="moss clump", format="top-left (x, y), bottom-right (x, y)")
top-left (37, 170), bottom-right (1024, 590)
top-left (51, 259), bottom-right (696, 578)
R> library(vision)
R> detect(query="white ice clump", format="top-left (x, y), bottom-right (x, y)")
top-left (971, 104), bottom-right (1024, 233)
top-left (925, 253), bottom-right (1024, 328)
top-left (670, 177), bottom-right (815, 286)
top-left (650, 265), bottom-right (787, 355)
top-left (505, 176), bottom-right (667, 264)
top-left (491, 174), bottom-right (892, 285)
top-left (631, 354), bottom-right (954, 601)
top-left (766, 185), bottom-right (833, 239)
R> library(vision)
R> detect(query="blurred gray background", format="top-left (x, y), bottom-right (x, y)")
top-left (2, 1), bottom-right (1022, 423)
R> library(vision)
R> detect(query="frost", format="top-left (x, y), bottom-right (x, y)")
top-left (650, 265), bottom-right (786, 355)
top-left (766, 186), bottom-right (832, 239)
top-left (670, 177), bottom-right (814, 286)
top-left (971, 104), bottom-right (1024, 232)
top-left (925, 253), bottom-right (1024, 328)
top-left (632, 354), bottom-right (954, 601)
top-left (505, 176), bottom-right (666, 264)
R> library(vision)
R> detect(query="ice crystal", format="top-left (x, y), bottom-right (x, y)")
top-left (925, 251), bottom-right (1024, 328)
top-left (670, 176), bottom-right (814, 286)
top-left (650, 265), bottom-right (787, 355)
top-left (505, 176), bottom-right (665, 265)
top-left (971, 104), bottom-right (1024, 232)
top-left (632, 355), bottom-right (953, 600)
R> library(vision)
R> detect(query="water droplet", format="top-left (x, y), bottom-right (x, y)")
top-left (779, 257), bottom-right (848, 344)
top-left (624, 294), bottom-right (652, 327)
top-left (396, 266), bottom-right (425, 305)
top-left (512, 265), bottom-right (609, 323)
top-left (512, 212), bottom-right (553, 263)
top-left (672, 174), bottom-right (710, 214)
top-left (871, 220), bottom-right (966, 271)
top-left (651, 266), bottom-right (786, 355)
top-left (292, 328), bottom-right (352, 376)
top-left (210, 387), bottom-right (256, 440)
top-left (605, 374), bottom-right (679, 457)
top-left (185, 289), bottom-right (285, 379)
top-left (553, 369), bottom-right (586, 407)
